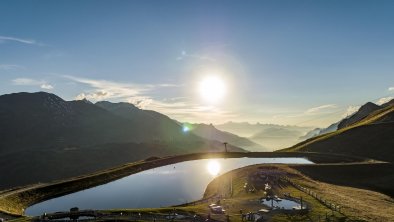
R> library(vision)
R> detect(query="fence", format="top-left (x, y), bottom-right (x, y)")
top-left (281, 177), bottom-right (342, 214)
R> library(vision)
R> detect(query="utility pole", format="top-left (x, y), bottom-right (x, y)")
top-left (300, 196), bottom-right (303, 209)
top-left (223, 142), bottom-right (228, 153)
top-left (230, 175), bottom-right (233, 196)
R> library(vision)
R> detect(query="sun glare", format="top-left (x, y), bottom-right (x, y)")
top-left (207, 160), bottom-right (221, 176)
top-left (198, 76), bottom-right (226, 103)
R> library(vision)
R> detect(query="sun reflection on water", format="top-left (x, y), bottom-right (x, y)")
top-left (207, 160), bottom-right (221, 176)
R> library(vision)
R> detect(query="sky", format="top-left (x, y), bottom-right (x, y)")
top-left (1, 0), bottom-right (394, 127)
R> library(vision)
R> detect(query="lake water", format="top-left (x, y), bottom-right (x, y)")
top-left (25, 157), bottom-right (313, 215)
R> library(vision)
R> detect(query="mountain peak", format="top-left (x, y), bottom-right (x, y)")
top-left (354, 102), bottom-right (381, 116)
top-left (80, 98), bottom-right (93, 104)
top-left (361, 102), bottom-right (380, 110)
top-left (0, 91), bottom-right (70, 112)
top-left (338, 101), bottom-right (381, 129)
top-left (96, 101), bottom-right (138, 110)
top-left (0, 91), bottom-right (63, 101)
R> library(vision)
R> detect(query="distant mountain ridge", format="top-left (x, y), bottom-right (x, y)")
top-left (188, 123), bottom-right (269, 151)
top-left (300, 122), bottom-right (339, 140)
top-left (216, 122), bottom-right (314, 151)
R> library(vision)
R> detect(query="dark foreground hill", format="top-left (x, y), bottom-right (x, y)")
top-left (0, 92), bottom-right (245, 189)
top-left (281, 102), bottom-right (394, 162)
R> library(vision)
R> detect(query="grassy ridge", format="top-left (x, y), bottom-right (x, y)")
top-left (280, 105), bottom-right (394, 157)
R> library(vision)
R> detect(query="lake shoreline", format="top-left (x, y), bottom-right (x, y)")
top-left (0, 151), bottom-right (368, 216)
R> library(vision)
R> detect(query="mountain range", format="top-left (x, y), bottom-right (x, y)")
top-left (0, 92), bottom-right (245, 189)
top-left (216, 122), bottom-right (315, 151)
top-left (186, 123), bottom-right (268, 151)
top-left (299, 122), bottom-right (339, 140)
top-left (2, 91), bottom-right (393, 189)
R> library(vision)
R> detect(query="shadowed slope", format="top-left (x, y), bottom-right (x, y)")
top-left (0, 92), bottom-right (245, 190)
top-left (280, 104), bottom-right (394, 162)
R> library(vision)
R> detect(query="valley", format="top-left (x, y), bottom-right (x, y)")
top-left (1, 93), bottom-right (394, 221)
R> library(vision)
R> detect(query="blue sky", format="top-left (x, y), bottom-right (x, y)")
top-left (1, 0), bottom-right (393, 126)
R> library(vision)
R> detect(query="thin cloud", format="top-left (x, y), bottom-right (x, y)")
top-left (64, 75), bottom-right (234, 123)
top-left (64, 75), bottom-right (163, 101)
top-left (40, 84), bottom-right (54, 90)
top-left (75, 91), bottom-right (110, 101)
top-left (127, 97), bottom-right (153, 109)
top-left (342, 105), bottom-right (360, 118)
top-left (0, 64), bottom-right (24, 70)
top-left (305, 104), bottom-right (337, 114)
top-left (270, 104), bottom-right (340, 123)
top-left (12, 78), bottom-right (42, 85)
top-left (147, 99), bottom-right (237, 123)
top-left (64, 75), bottom-right (180, 106)
top-left (12, 78), bottom-right (54, 90)
top-left (389, 86), bottom-right (394, 91)
top-left (0, 36), bottom-right (44, 46)
top-left (376, 96), bottom-right (393, 105)
top-left (176, 50), bottom-right (216, 62)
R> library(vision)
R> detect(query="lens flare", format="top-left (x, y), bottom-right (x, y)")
top-left (182, 125), bottom-right (190, 132)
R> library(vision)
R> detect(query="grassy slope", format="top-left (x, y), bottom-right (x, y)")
top-left (280, 105), bottom-right (394, 162)
top-left (286, 166), bottom-right (394, 222)
top-left (291, 163), bottom-right (394, 197)
top-left (203, 164), bottom-right (394, 221)
top-left (202, 165), bottom-right (342, 222)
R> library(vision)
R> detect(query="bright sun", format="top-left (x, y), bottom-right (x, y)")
top-left (207, 160), bottom-right (221, 176)
top-left (198, 76), bottom-right (226, 103)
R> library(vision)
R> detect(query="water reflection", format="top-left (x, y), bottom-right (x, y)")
top-left (26, 157), bottom-right (313, 215)
top-left (207, 160), bottom-right (221, 176)
top-left (261, 199), bottom-right (300, 210)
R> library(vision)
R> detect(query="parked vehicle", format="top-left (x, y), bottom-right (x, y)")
top-left (210, 206), bottom-right (226, 214)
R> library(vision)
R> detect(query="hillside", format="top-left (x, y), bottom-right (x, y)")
top-left (95, 101), bottom-right (198, 142)
top-left (281, 103), bottom-right (394, 162)
top-left (188, 123), bottom-right (268, 151)
top-left (0, 92), bottom-right (245, 189)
